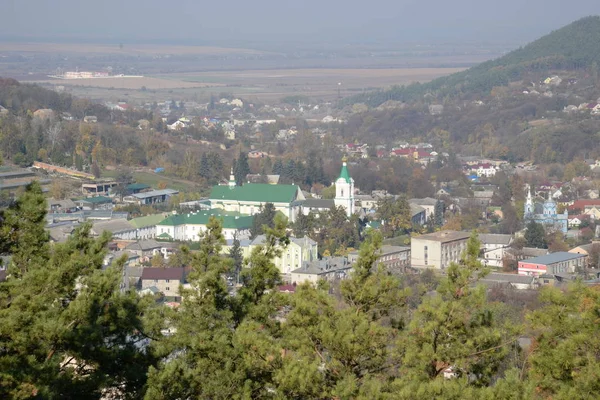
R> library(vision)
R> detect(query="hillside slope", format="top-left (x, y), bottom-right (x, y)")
top-left (349, 16), bottom-right (600, 107)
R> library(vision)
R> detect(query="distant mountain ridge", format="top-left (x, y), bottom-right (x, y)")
top-left (349, 16), bottom-right (600, 107)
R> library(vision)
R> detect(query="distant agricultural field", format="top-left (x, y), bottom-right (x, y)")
top-left (31, 67), bottom-right (464, 103)
top-left (33, 76), bottom-right (224, 90)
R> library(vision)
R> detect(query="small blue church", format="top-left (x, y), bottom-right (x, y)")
top-left (524, 185), bottom-right (568, 234)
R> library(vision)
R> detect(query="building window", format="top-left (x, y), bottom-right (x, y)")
top-left (166, 287), bottom-right (170, 291)
top-left (166, 279), bottom-right (170, 283)
top-left (154, 279), bottom-right (158, 283)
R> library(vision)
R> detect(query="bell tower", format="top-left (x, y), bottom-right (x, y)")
top-left (334, 156), bottom-right (354, 217)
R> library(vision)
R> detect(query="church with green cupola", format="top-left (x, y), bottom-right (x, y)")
top-left (334, 156), bottom-right (355, 217)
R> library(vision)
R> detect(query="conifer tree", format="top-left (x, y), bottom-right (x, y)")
top-left (526, 283), bottom-right (600, 398)
top-left (524, 220), bottom-right (547, 248)
top-left (250, 202), bottom-right (277, 239)
top-left (397, 232), bottom-right (514, 391)
top-left (275, 229), bottom-right (405, 398)
top-left (229, 235), bottom-right (243, 283)
top-left (234, 151), bottom-right (250, 186)
top-left (146, 215), bottom-right (290, 399)
top-left (0, 189), bottom-right (155, 398)
top-left (272, 159), bottom-right (283, 175)
top-left (434, 199), bottom-right (445, 227)
top-left (0, 181), bottom-right (49, 278)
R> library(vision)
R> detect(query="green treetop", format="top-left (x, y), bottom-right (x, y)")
top-left (0, 189), bottom-right (155, 398)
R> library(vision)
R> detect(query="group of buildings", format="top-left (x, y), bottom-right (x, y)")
top-left (32, 153), bottom-right (600, 300)
top-left (110, 224), bottom-right (599, 301)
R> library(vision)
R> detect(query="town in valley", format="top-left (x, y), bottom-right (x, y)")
top-left (1, 3), bottom-right (600, 399)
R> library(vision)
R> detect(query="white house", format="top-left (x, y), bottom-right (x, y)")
top-left (409, 197), bottom-right (438, 220)
top-left (290, 257), bottom-right (352, 285)
top-left (475, 163), bottom-right (497, 178)
top-left (478, 234), bottom-right (513, 268)
top-left (230, 98), bottom-right (243, 108)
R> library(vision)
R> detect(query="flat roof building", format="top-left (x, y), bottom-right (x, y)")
top-left (518, 252), bottom-right (587, 276)
top-left (411, 230), bottom-right (471, 269)
top-left (123, 189), bottom-right (179, 205)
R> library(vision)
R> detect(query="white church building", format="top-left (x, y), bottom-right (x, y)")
top-left (299, 157), bottom-right (355, 218)
top-left (334, 156), bottom-right (355, 217)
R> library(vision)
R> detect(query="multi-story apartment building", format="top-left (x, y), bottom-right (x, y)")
top-left (411, 230), bottom-right (471, 269)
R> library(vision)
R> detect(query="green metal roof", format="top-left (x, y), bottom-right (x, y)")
top-left (77, 196), bottom-right (112, 204)
top-left (157, 209), bottom-right (254, 230)
top-left (130, 213), bottom-right (168, 229)
top-left (210, 183), bottom-right (299, 204)
top-left (337, 163), bottom-right (351, 183)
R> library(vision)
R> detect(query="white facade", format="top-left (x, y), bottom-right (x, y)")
top-left (476, 165), bottom-right (497, 177)
top-left (410, 231), bottom-right (470, 269)
top-left (334, 158), bottom-right (355, 217)
top-left (156, 223), bottom-right (250, 242)
top-left (479, 234), bottom-right (513, 268)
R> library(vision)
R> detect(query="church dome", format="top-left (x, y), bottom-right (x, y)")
top-left (337, 156), bottom-right (352, 183)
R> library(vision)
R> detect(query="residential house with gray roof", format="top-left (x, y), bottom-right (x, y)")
top-left (479, 234), bottom-right (513, 268)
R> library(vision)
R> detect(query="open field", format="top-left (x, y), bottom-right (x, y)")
top-left (33, 76), bottom-right (224, 90)
top-left (166, 67), bottom-right (466, 86)
top-left (33, 67), bottom-right (465, 103)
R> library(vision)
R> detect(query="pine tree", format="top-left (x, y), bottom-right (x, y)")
top-left (398, 232), bottom-right (513, 389)
top-left (199, 153), bottom-right (210, 179)
top-left (434, 199), bottom-right (445, 227)
top-left (234, 151), bottom-right (250, 186)
top-left (0, 181), bottom-right (49, 278)
top-left (250, 202), bottom-right (277, 239)
top-left (272, 159), bottom-right (283, 175)
top-left (281, 159), bottom-right (296, 184)
top-left (275, 229), bottom-right (405, 398)
top-left (526, 283), bottom-right (600, 398)
top-left (206, 151), bottom-right (223, 185)
top-left (292, 211), bottom-right (316, 238)
top-left (75, 154), bottom-right (83, 171)
top-left (524, 220), bottom-right (547, 248)
top-left (0, 219), bottom-right (155, 398)
top-left (229, 235), bottom-right (244, 284)
top-left (146, 215), bottom-right (289, 399)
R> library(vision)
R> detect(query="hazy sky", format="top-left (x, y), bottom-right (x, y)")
top-left (1, 0), bottom-right (598, 47)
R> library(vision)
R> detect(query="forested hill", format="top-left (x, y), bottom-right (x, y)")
top-left (348, 16), bottom-right (600, 107)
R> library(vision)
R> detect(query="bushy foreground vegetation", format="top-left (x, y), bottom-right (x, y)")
top-left (1, 183), bottom-right (600, 399)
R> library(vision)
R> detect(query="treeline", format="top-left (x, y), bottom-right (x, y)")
top-left (348, 16), bottom-right (600, 107)
top-left (2, 183), bottom-right (600, 398)
top-left (272, 151), bottom-right (328, 187)
top-left (0, 113), bottom-right (162, 170)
